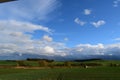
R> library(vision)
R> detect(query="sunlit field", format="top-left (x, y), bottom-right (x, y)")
top-left (0, 60), bottom-right (120, 80)
top-left (0, 67), bottom-right (120, 80)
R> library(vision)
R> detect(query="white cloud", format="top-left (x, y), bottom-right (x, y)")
top-left (77, 43), bottom-right (104, 49)
top-left (43, 46), bottom-right (55, 54)
top-left (0, 0), bottom-right (60, 21)
top-left (91, 20), bottom-right (106, 28)
top-left (1, 20), bottom-right (120, 60)
top-left (74, 18), bottom-right (86, 26)
top-left (64, 38), bottom-right (68, 41)
top-left (0, 20), bottom-right (67, 57)
top-left (113, 0), bottom-right (120, 7)
top-left (114, 38), bottom-right (120, 41)
top-left (43, 35), bottom-right (53, 42)
top-left (0, 20), bottom-right (51, 33)
top-left (74, 44), bottom-right (104, 55)
top-left (84, 9), bottom-right (92, 15)
top-left (1, 28), bottom-right (120, 60)
top-left (63, 43), bottom-right (120, 59)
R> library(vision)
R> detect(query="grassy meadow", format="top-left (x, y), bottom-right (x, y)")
top-left (0, 60), bottom-right (120, 80)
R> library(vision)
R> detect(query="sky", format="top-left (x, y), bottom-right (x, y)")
top-left (0, 0), bottom-right (120, 60)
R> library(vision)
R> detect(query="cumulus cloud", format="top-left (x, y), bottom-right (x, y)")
top-left (1, 28), bottom-right (120, 60)
top-left (84, 9), bottom-right (92, 15)
top-left (91, 20), bottom-right (106, 28)
top-left (0, 20), bottom-right (120, 60)
top-left (0, 0), bottom-right (61, 58)
top-left (43, 46), bottom-right (55, 54)
top-left (0, 0), bottom-right (60, 21)
top-left (0, 20), bottom-right (67, 57)
top-left (43, 35), bottom-right (53, 42)
top-left (74, 18), bottom-right (86, 26)
top-left (73, 44), bottom-right (105, 56)
top-left (113, 0), bottom-right (120, 7)
top-left (63, 43), bottom-right (120, 60)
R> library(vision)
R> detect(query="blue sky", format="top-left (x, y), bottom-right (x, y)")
top-left (41, 0), bottom-right (120, 46)
top-left (0, 0), bottom-right (120, 60)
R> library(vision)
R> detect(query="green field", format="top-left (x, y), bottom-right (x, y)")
top-left (0, 60), bottom-right (120, 80)
top-left (0, 67), bottom-right (119, 80)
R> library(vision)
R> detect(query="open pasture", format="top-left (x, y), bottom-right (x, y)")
top-left (0, 67), bottom-right (119, 80)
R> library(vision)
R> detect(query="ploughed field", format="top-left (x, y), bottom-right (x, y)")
top-left (0, 60), bottom-right (120, 80)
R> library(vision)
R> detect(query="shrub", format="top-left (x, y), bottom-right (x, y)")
top-left (38, 60), bottom-right (48, 67)
top-left (17, 61), bottom-right (26, 66)
top-left (64, 62), bottom-right (72, 68)
top-left (109, 63), bottom-right (120, 67)
top-left (54, 64), bottom-right (64, 67)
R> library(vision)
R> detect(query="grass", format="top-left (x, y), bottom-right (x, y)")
top-left (0, 67), bottom-right (120, 80)
top-left (0, 60), bottom-right (120, 80)
top-left (0, 60), bottom-right (17, 66)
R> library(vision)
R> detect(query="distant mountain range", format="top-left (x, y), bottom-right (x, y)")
top-left (0, 53), bottom-right (120, 61)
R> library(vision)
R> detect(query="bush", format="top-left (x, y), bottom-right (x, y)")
top-left (17, 61), bottom-right (26, 66)
top-left (109, 63), bottom-right (120, 67)
top-left (64, 62), bottom-right (72, 67)
top-left (54, 64), bottom-right (64, 67)
top-left (38, 60), bottom-right (48, 67)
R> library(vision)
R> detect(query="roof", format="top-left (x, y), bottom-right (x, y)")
top-left (0, 0), bottom-right (16, 3)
